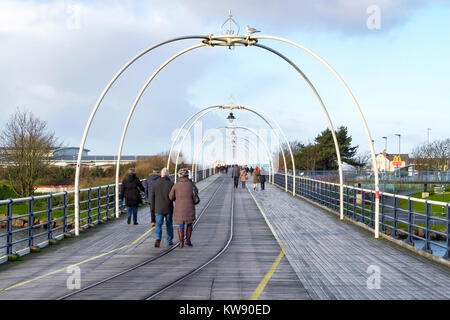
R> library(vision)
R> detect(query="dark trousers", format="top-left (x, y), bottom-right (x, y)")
top-left (233, 177), bottom-right (239, 188)
top-left (260, 181), bottom-right (265, 190)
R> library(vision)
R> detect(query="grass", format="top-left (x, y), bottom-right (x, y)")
top-left (398, 191), bottom-right (449, 216)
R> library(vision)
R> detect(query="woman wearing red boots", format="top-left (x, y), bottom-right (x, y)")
top-left (169, 168), bottom-right (197, 248)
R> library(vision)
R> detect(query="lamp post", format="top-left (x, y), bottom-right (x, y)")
top-left (395, 134), bottom-right (401, 155)
top-left (382, 136), bottom-right (387, 152)
top-left (395, 134), bottom-right (401, 177)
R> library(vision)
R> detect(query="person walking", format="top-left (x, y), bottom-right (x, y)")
top-left (253, 166), bottom-right (260, 191)
top-left (120, 168), bottom-right (145, 225)
top-left (260, 168), bottom-right (266, 190)
top-left (232, 164), bottom-right (240, 189)
top-left (240, 168), bottom-right (248, 189)
top-left (145, 167), bottom-right (161, 228)
top-left (151, 168), bottom-right (174, 247)
top-left (169, 168), bottom-right (198, 248)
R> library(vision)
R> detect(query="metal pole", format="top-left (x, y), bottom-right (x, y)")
top-left (253, 42), bottom-right (345, 221)
top-left (74, 35), bottom-right (208, 236)
top-left (114, 43), bottom-right (207, 218)
top-left (253, 35), bottom-right (382, 238)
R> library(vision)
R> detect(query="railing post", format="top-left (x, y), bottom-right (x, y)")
top-left (6, 199), bottom-right (13, 255)
top-left (97, 187), bottom-right (101, 222)
top-left (105, 186), bottom-right (110, 218)
top-left (345, 187), bottom-right (349, 217)
top-left (352, 190), bottom-right (356, 220)
top-left (87, 188), bottom-right (92, 225)
top-left (47, 194), bottom-right (53, 240)
top-left (62, 192), bottom-right (68, 234)
top-left (28, 197), bottom-right (34, 247)
top-left (393, 196), bottom-right (398, 238)
top-left (425, 201), bottom-right (431, 252)
top-left (369, 191), bottom-right (374, 228)
top-left (380, 193), bottom-right (385, 232)
top-left (444, 205), bottom-right (449, 259)
top-left (361, 189), bottom-right (365, 223)
top-left (407, 197), bottom-right (413, 244)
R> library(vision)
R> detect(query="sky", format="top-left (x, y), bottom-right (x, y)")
top-left (0, 0), bottom-right (449, 163)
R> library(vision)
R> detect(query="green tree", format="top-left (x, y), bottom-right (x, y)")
top-left (314, 126), bottom-right (358, 170)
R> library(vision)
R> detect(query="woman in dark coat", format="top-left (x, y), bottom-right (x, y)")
top-left (169, 168), bottom-right (197, 248)
top-left (119, 168), bottom-right (145, 225)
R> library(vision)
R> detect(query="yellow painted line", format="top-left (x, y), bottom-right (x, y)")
top-left (1, 226), bottom-right (155, 292)
top-left (250, 249), bottom-right (285, 300)
top-left (248, 188), bottom-right (287, 300)
top-left (0, 174), bottom-right (217, 293)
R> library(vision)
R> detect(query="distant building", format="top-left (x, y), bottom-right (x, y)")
top-left (375, 150), bottom-right (409, 172)
top-left (52, 147), bottom-right (90, 158)
top-left (0, 146), bottom-right (150, 168)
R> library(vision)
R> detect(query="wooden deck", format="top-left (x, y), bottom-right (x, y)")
top-left (249, 183), bottom-right (450, 300)
top-left (1, 174), bottom-right (448, 300)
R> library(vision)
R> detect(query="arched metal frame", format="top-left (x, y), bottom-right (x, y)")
top-left (75, 34), bottom-right (380, 238)
top-left (170, 105), bottom-right (291, 190)
top-left (191, 126), bottom-right (275, 184)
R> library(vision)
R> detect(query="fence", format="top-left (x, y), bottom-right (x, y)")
top-left (274, 173), bottom-right (450, 259)
top-left (0, 168), bottom-right (213, 258)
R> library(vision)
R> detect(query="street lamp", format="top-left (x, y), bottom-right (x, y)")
top-left (227, 112), bottom-right (236, 123)
top-left (382, 136), bottom-right (387, 152)
top-left (395, 134), bottom-right (401, 155)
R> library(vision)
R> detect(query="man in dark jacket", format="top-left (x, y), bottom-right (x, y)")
top-left (119, 168), bottom-right (145, 225)
top-left (151, 168), bottom-right (174, 247)
top-left (232, 164), bottom-right (240, 189)
top-left (145, 167), bottom-right (161, 228)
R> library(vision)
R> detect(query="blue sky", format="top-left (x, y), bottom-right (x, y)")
top-left (0, 0), bottom-right (449, 161)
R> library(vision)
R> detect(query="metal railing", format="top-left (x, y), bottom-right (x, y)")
top-left (274, 173), bottom-right (450, 259)
top-left (0, 168), bottom-right (214, 258)
top-left (288, 169), bottom-right (450, 183)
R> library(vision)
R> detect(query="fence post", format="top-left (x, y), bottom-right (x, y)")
top-left (28, 197), bottom-right (34, 247)
top-left (47, 195), bottom-right (53, 240)
top-left (425, 201), bottom-right (431, 252)
top-left (63, 192), bottom-right (68, 234)
top-left (380, 193), bottom-right (385, 232)
top-left (407, 197), bottom-right (413, 244)
top-left (393, 197), bottom-right (398, 238)
top-left (6, 199), bottom-right (13, 255)
top-left (361, 189), bottom-right (366, 223)
top-left (444, 205), bottom-right (449, 259)
top-left (87, 188), bottom-right (92, 225)
top-left (369, 191), bottom-right (374, 228)
top-left (106, 186), bottom-right (110, 218)
top-left (97, 187), bottom-right (101, 222)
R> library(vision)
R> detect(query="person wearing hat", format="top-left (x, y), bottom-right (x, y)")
top-left (169, 167), bottom-right (198, 248)
top-left (145, 167), bottom-right (161, 227)
top-left (151, 168), bottom-right (174, 247)
top-left (119, 168), bottom-right (145, 225)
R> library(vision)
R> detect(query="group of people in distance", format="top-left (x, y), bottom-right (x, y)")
top-left (119, 167), bottom-right (198, 248)
top-left (231, 164), bottom-right (266, 191)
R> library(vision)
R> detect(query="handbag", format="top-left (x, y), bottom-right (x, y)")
top-left (191, 182), bottom-right (200, 205)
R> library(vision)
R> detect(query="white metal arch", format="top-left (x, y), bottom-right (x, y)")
top-left (169, 105), bottom-right (290, 188)
top-left (75, 34), bottom-right (378, 237)
top-left (191, 126), bottom-right (274, 184)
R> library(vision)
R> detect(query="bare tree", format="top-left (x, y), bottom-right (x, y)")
top-left (0, 109), bottom-right (60, 197)
top-left (354, 151), bottom-right (371, 169)
top-left (411, 139), bottom-right (450, 171)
